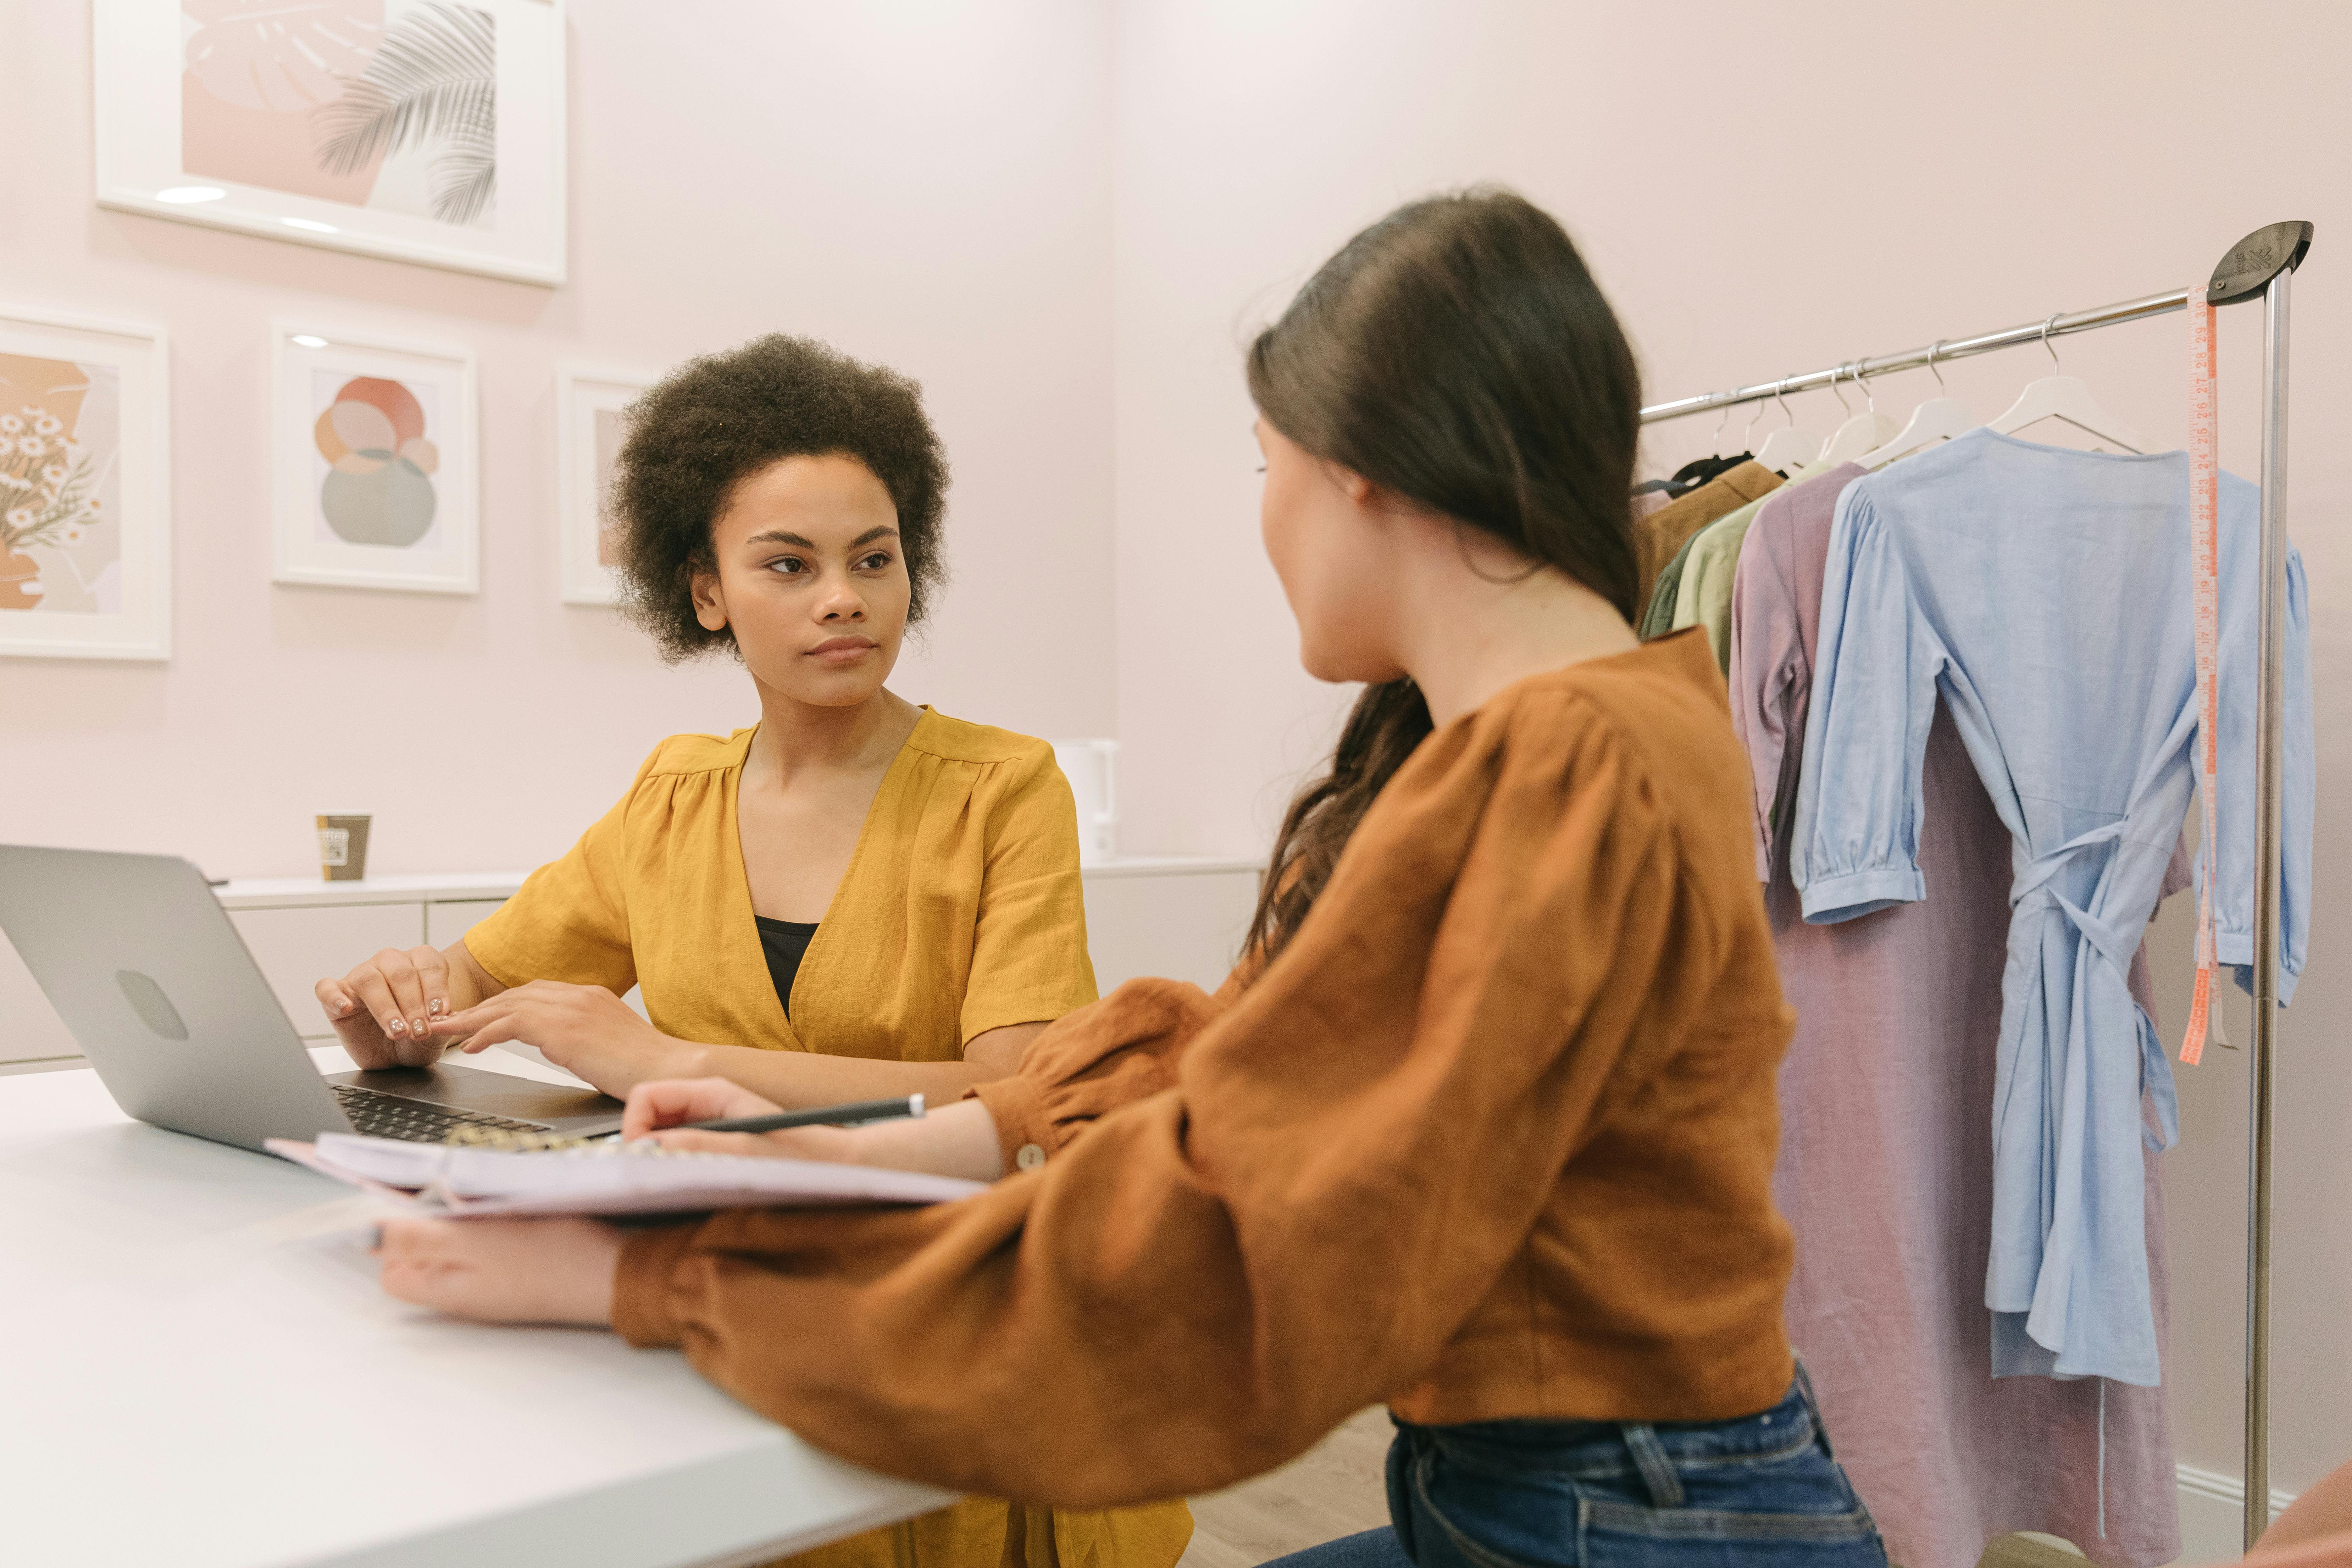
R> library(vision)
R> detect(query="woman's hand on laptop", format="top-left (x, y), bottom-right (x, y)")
top-left (429, 980), bottom-right (699, 1096)
top-left (317, 946), bottom-right (464, 1068)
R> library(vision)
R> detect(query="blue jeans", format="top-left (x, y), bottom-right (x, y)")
top-left (1261, 1374), bottom-right (1886, 1568)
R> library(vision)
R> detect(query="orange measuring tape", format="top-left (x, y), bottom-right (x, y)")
top-left (2179, 286), bottom-right (2225, 1066)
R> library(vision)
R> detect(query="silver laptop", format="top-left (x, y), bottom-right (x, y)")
top-left (0, 844), bottom-right (626, 1151)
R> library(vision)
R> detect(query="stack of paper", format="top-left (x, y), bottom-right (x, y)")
top-left (268, 1134), bottom-right (984, 1218)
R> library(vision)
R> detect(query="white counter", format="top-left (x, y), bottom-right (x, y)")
top-left (0, 1044), bottom-right (952, 1567)
top-left (2, 858), bottom-right (1263, 1069)
top-left (207, 856), bottom-right (1260, 908)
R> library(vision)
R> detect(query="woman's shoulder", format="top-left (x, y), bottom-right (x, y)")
top-left (904, 708), bottom-right (1055, 773)
top-left (1480, 633), bottom-right (1716, 738)
top-left (634, 727), bottom-right (758, 780)
top-left (1493, 634), bottom-right (1764, 871)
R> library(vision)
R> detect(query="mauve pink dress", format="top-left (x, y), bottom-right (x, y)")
top-left (1727, 464), bottom-right (2181, 1568)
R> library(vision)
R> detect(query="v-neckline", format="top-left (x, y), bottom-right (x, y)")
top-left (725, 708), bottom-right (932, 1048)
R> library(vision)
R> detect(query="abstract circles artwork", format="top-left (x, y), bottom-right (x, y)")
top-left (275, 326), bottom-right (475, 594)
top-left (312, 376), bottom-right (438, 547)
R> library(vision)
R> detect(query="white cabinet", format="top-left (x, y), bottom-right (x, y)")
top-left (426, 898), bottom-right (508, 948)
top-left (1083, 860), bottom-right (1260, 993)
top-left (228, 903), bottom-right (428, 1041)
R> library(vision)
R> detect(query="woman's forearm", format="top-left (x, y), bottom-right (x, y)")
top-left (683, 1042), bottom-right (1005, 1110)
top-left (837, 1099), bottom-right (1005, 1180)
top-left (681, 1021), bottom-right (1045, 1111)
top-left (447, 939), bottom-right (505, 1011)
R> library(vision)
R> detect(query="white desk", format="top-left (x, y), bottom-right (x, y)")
top-left (0, 1045), bottom-right (952, 1568)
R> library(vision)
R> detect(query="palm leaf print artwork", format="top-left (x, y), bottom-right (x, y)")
top-left (312, 3), bottom-right (497, 227)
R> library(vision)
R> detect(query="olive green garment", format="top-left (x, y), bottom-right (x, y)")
top-left (1639, 525), bottom-right (1708, 641)
top-left (1670, 491), bottom-right (1778, 672)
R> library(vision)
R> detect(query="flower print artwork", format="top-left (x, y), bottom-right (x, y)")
top-left (0, 353), bottom-right (124, 617)
top-left (0, 310), bottom-right (166, 661)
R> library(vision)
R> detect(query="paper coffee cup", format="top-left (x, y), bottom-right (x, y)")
top-left (317, 813), bottom-right (372, 882)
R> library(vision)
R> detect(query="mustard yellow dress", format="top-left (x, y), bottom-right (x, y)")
top-left (464, 707), bottom-right (1193, 1568)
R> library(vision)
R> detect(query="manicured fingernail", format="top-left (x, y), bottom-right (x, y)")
top-left (385, 1017), bottom-right (406, 1034)
top-left (411, 1017), bottom-right (427, 1036)
top-left (429, 999), bottom-right (445, 1015)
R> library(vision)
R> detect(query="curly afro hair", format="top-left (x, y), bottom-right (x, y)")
top-left (611, 334), bottom-right (950, 662)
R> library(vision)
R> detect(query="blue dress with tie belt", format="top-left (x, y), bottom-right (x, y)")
top-left (1790, 428), bottom-right (2310, 1386)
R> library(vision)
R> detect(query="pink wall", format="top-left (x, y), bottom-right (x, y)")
top-left (1110, 0), bottom-right (2351, 1513)
top-left (0, 0), bottom-right (1115, 881)
top-left (8, 0), bottom-right (2349, 1521)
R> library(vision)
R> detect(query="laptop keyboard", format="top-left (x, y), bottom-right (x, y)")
top-left (331, 1084), bottom-right (551, 1143)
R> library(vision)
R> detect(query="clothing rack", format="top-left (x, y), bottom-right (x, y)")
top-left (1639, 222), bottom-right (2313, 1555)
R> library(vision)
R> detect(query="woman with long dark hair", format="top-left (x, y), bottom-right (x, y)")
top-left (371, 189), bottom-right (1886, 1568)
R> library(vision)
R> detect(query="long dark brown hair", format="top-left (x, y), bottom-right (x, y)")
top-left (1243, 188), bottom-right (1642, 962)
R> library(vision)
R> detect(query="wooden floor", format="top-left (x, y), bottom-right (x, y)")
top-left (1174, 1408), bottom-right (2091, 1568)
top-left (1176, 1408), bottom-right (1393, 1568)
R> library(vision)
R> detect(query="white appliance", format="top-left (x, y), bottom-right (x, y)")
top-left (1051, 739), bottom-right (1119, 866)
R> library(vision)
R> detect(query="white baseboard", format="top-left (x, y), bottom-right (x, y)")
top-left (2175, 1465), bottom-right (2296, 1564)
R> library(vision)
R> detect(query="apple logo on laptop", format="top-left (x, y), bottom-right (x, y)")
top-left (116, 970), bottom-right (189, 1041)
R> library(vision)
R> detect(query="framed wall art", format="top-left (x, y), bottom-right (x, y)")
top-left (0, 307), bottom-right (172, 661)
top-left (272, 324), bottom-right (478, 594)
top-left (554, 366), bottom-right (650, 606)
top-left (93, 0), bottom-right (568, 286)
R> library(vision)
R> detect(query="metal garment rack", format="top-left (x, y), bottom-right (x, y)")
top-left (1640, 222), bottom-right (2312, 1555)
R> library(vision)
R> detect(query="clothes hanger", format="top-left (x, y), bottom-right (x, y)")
top-left (1667, 400), bottom-right (1752, 490)
top-left (1985, 314), bottom-right (2149, 453)
top-left (1815, 362), bottom-right (1902, 466)
top-left (1752, 376), bottom-right (1820, 474)
top-left (1857, 340), bottom-right (1975, 469)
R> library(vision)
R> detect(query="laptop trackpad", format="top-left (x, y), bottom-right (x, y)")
top-left (324, 1061), bottom-right (624, 1131)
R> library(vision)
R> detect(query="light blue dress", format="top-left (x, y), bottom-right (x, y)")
top-left (1791, 429), bottom-right (2311, 1387)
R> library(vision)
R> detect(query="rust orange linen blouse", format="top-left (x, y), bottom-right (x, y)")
top-left (615, 632), bottom-right (1799, 1507)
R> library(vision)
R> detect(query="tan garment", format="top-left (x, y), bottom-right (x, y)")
top-left (616, 632), bottom-right (1797, 1508)
top-left (1632, 460), bottom-right (1781, 609)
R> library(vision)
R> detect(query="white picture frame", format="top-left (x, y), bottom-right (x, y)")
top-left (0, 306), bottom-right (172, 662)
top-left (272, 324), bottom-right (478, 595)
top-left (555, 366), bottom-right (653, 606)
top-left (93, 0), bottom-right (568, 287)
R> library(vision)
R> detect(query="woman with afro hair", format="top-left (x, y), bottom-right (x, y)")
top-left (313, 334), bottom-right (1193, 1568)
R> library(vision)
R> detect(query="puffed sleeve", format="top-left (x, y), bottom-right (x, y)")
top-left (1791, 484), bottom-right (1946, 924)
top-left (967, 977), bottom-right (1226, 1171)
top-left (460, 751), bottom-right (656, 994)
top-left (611, 698), bottom-right (1688, 1507)
top-left (2208, 473), bottom-right (2313, 1004)
top-left (969, 888), bottom-right (1271, 1166)
top-left (956, 743), bottom-right (1098, 1046)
